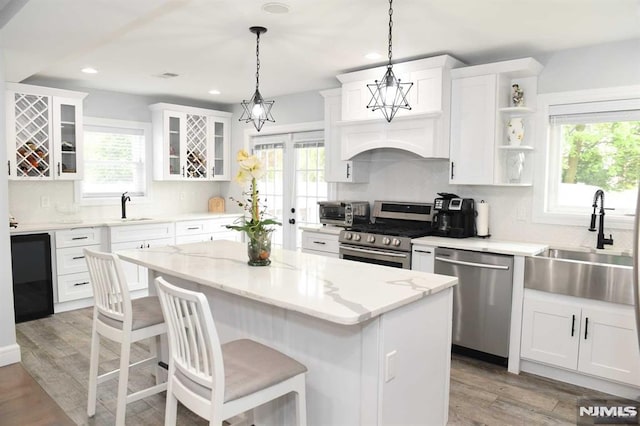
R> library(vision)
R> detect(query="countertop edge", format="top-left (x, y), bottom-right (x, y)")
top-left (9, 213), bottom-right (243, 234)
top-left (412, 236), bottom-right (548, 256)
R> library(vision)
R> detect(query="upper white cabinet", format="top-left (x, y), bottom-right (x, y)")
top-left (6, 83), bottom-right (87, 180)
top-left (449, 58), bottom-right (543, 185)
top-left (335, 55), bottom-right (463, 159)
top-left (150, 103), bottom-right (232, 181)
top-left (319, 89), bottom-right (369, 183)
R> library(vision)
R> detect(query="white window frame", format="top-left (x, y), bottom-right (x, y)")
top-left (533, 85), bottom-right (640, 230)
top-left (74, 117), bottom-right (152, 206)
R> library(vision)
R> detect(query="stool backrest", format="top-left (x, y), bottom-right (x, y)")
top-left (155, 277), bottom-right (225, 408)
top-left (84, 248), bottom-right (132, 326)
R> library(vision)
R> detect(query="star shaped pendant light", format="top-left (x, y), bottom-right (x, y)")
top-left (366, 0), bottom-right (413, 122)
top-left (240, 26), bottom-right (275, 132)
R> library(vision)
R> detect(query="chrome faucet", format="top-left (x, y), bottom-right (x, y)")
top-left (588, 189), bottom-right (614, 249)
top-left (121, 192), bottom-right (131, 219)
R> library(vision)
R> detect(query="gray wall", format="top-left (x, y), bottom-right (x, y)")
top-left (0, 48), bottom-right (18, 365)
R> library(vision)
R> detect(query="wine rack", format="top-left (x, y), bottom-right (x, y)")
top-left (14, 93), bottom-right (51, 177)
top-left (186, 114), bottom-right (208, 179)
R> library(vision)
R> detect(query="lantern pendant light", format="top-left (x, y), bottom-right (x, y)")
top-left (240, 26), bottom-right (275, 132)
top-left (366, 0), bottom-right (413, 122)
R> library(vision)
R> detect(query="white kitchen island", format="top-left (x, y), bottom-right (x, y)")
top-left (117, 240), bottom-right (458, 426)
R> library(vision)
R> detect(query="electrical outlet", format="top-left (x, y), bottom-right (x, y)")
top-left (40, 195), bottom-right (50, 208)
top-left (385, 350), bottom-right (397, 382)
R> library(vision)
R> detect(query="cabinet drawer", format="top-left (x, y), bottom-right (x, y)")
top-left (57, 271), bottom-right (93, 302)
top-left (109, 222), bottom-right (175, 243)
top-left (301, 232), bottom-right (339, 254)
top-left (175, 221), bottom-right (206, 236)
top-left (56, 245), bottom-right (98, 275)
top-left (203, 216), bottom-right (241, 233)
top-left (56, 227), bottom-right (102, 248)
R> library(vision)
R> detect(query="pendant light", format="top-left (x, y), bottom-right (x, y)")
top-left (366, 0), bottom-right (413, 122)
top-left (240, 26), bottom-right (275, 132)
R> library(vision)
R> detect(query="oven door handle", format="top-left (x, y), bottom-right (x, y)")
top-left (434, 256), bottom-right (510, 270)
top-left (342, 246), bottom-right (408, 258)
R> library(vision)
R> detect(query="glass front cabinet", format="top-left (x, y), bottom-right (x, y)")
top-left (6, 83), bottom-right (86, 180)
top-left (150, 103), bottom-right (231, 181)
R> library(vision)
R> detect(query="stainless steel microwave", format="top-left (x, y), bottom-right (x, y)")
top-left (318, 201), bottom-right (370, 227)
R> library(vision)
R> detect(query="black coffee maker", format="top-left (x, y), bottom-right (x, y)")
top-left (432, 193), bottom-right (476, 238)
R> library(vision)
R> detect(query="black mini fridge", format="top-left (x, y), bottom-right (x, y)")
top-left (11, 233), bottom-right (54, 323)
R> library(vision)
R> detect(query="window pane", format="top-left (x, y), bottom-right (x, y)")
top-left (82, 125), bottom-right (146, 198)
top-left (553, 118), bottom-right (639, 212)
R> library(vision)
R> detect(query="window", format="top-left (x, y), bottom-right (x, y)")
top-left (535, 88), bottom-right (640, 228)
top-left (78, 118), bottom-right (150, 202)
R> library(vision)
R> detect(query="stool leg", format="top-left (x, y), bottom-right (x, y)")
top-left (87, 324), bottom-right (100, 417)
top-left (115, 338), bottom-right (131, 426)
top-left (150, 335), bottom-right (163, 385)
top-left (164, 379), bottom-right (177, 426)
top-left (295, 378), bottom-right (307, 426)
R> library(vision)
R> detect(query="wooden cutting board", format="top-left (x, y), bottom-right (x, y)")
top-left (208, 197), bottom-right (225, 213)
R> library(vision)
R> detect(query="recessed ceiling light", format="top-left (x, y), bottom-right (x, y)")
top-left (81, 67), bottom-right (98, 74)
top-left (365, 52), bottom-right (382, 60)
top-left (262, 2), bottom-right (290, 14)
top-left (208, 89), bottom-right (221, 95)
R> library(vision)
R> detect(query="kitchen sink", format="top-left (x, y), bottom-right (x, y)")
top-left (120, 217), bottom-right (153, 222)
top-left (525, 248), bottom-right (633, 305)
top-left (544, 248), bottom-right (633, 267)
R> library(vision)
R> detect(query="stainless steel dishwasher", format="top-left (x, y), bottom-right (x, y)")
top-left (434, 247), bottom-right (514, 359)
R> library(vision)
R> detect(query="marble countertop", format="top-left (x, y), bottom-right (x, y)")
top-left (412, 236), bottom-right (548, 256)
top-left (9, 212), bottom-right (241, 234)
top-left (299, 224), bottom-right (344, 235)
top-left (116, 240), bottom-right (458, 325)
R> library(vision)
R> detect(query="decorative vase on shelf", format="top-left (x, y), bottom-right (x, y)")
top-left (246, 229), bottom-right (272, 266)
top-left (511, 84), bottom-right (524, 107)
top-left (507, 118), bottom-right (525, 146)
top-left (507, 152), bottom-right (525, 183)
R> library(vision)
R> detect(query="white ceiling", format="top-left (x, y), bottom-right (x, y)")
top-left (1, 0), bottom-right (639, 104)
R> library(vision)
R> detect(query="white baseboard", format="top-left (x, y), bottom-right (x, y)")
top-left (520, 360), bottom-right (640, 400)
top-left (0, 343), bottom-right (21, 367)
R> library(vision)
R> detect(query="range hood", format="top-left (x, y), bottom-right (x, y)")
top-left (335, 55), bottom-right (463, 160)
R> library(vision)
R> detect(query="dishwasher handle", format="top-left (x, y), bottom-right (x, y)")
top-left (435, 256), bottom-right (510, 271)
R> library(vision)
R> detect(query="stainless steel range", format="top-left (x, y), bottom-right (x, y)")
top-left (339, 200), bottom-right (434, 269)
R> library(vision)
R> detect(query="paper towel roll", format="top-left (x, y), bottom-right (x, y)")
top-left (476, 201), bottom-right (490, 237)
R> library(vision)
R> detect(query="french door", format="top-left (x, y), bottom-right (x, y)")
top-left (252, 130), bottom-right (327, 250)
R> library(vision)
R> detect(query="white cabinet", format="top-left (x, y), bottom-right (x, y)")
top-left (449, 58), bottom-right (543, 185)
top-left (521, 290), bottom-right (640, 387)
top-left (301, 230), bottom-right (340, 258)
top-left (411, 245), bottom-right (436, 273)
top-left (175, 216), bottom-right (243, 244)
top-left (55, 227), bottom-right (104, 303)
top-left (335, 56), bottom-right (462, 160)
top-left (6, 83), bottom-right (87, 181)
top-left (150, 103), bottom-right (232, 181)
top-left (108, 222), bottom-right (175, 291)
top-left (319, 89), bottom-right (369, 183)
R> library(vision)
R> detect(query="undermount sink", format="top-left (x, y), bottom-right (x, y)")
top-left (120, 217), bottom-right (153, 222)
top-left (525, 248), bottom-right (633, 305)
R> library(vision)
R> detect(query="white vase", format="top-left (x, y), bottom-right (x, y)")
top-left (507, 118), bottom-right (525, 146)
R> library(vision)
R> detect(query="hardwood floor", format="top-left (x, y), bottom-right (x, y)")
top-left (12, 307), bottom-right (626, 425)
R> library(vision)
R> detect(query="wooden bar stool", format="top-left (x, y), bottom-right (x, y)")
top-left (84, 248), bottom-right (167, 426)
top-left (154, 276), bottom-right (308, 426)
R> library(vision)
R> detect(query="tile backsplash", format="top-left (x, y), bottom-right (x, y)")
top-left (9, 180), bottom-right (224, 224)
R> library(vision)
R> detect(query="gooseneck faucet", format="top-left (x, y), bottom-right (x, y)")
top-left (588, 189), bottom-right (614, 249)
top-left (121, 192), bottom-right (131, 219)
